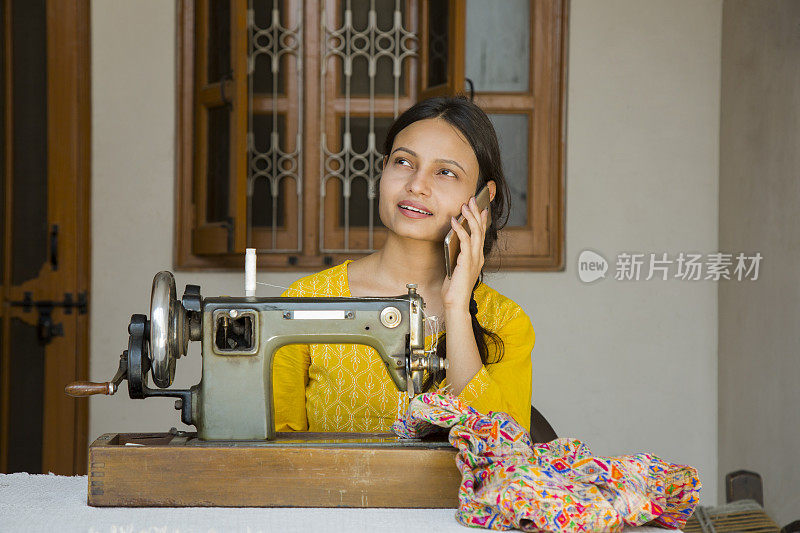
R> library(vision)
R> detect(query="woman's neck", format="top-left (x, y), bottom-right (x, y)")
top-left (372, 233), bottom-right (447, 292)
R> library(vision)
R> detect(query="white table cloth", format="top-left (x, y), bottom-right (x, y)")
top-left (0, 473), bottom-right (682, 533)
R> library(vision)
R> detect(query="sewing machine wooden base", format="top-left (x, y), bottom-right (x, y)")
top-left (87, 432), bottom-right (461, 508)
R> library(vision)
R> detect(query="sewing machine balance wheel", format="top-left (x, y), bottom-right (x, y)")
top-left (149, 271), bottom-right (189, 388)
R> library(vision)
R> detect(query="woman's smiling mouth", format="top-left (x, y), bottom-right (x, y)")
top-left (398, 202), bottom-right (434, 218)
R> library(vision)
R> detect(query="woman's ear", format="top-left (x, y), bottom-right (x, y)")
top-left (381, 154), bottom-right (388, 171)
top-left (487, 180), bottom-right (497, 203)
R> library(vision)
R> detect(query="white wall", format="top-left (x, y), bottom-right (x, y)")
top-left (718, 1), bottom-right (800, 525)
top-left (531, 0), bottom-right (720, 504)
top-left (90, 0), bottom-right (721, 504)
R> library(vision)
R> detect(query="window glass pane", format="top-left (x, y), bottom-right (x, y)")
top-left (344, 116), bottom-right (392, 154)
top-left (427, 0), bottom-right (448, 88)
top-left (253, 0), bottom-right (286, 94)
top-left (253, 53), bottom-right (286, 94)
top-left (348, 53), bottom-right (408, 97)
top-left (207, 0), bottom-right (231, 83)
top-left (250, 113), bottom-right (287, 227)
top-left (253, 0), bottom-right (276, 28)
top-left (338, 116), bottom-right (392, 228)
top-left (340, 0), bottom-right (407, 97)
top-left (206, 106), bottom-right (230, 223)
top-left (252, 113), bottom-right (288, 154)
top-left (465, 0), bottom-right (530, 92)
top-left (488, 113), bottom-right (528, 227)
top-left (12, 0), bottom-right (48, 285)
top-left (251, 177), bottom-right (287, 227)
top-left (347, 0), bottom-right (397, 30)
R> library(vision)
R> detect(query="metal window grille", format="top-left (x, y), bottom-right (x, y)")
top-left (247, 2), bottom-right (304, 252)
top-left (320, 0), bottom-right (417, 252)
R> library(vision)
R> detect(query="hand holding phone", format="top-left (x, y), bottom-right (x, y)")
top-left (443, 185), bottom-right (491, 278)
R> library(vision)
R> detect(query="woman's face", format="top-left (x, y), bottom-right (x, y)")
top-left (379, 117), bottom-right (483, 242)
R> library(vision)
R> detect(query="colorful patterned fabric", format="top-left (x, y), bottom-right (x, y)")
top-left (392, 392), bottom-right (701, 532)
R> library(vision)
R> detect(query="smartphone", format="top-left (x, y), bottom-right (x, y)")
top-left (444, 185), bottom-right (491, 278)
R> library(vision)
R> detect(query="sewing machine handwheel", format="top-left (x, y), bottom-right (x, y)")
top-left (150, 271), bottom-right (185, 388)
top-left (127, 314), bottom-right (150, 398)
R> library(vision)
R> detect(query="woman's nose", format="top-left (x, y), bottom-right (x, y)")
top-left (406, 167), bottom-right (433, 195)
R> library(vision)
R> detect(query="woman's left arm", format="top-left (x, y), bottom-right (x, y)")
top-left (446, 308), bottom-right (535, 432)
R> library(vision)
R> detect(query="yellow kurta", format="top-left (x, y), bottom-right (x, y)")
top-left (272, 260), bottom-right (536, 433)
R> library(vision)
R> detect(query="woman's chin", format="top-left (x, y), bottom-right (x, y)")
top-left (388, 223), bottom-right (447, 243)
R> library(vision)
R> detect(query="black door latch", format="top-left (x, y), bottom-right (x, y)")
top-left (9, 291), bottom-right (88, 345)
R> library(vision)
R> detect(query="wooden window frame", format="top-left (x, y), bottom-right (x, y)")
top-left (175, 0), bottom-right (567, 271)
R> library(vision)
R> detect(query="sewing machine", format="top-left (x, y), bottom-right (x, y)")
top-left (66, 269), bottom-right (460, 507)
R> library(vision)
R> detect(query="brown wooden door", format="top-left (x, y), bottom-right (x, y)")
top-left (0, 0), bottom-right (90, 475)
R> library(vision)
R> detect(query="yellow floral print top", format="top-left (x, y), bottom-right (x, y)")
top-left (272, 260), bottom-right (536, 432)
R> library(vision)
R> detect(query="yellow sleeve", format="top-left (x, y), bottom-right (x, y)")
top-left (456, 308), bottom-right (535, 432)
top-left (272, 286), bottom-right (311, 431)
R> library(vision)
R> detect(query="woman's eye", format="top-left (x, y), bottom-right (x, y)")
top-left (394, 157), bottom-right (411, 167)
top-left (439, 169), bottom-right (457, 178)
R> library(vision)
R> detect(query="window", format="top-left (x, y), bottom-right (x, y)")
top-left (175, 0), bottom-right (567, 271)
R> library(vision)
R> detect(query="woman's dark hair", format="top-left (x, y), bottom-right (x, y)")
top-left (381, 95), bottom-right (512, 380)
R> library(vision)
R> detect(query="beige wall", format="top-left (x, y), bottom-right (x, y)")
top-left (545, 0), bottom-right (720, 504)
top-left (718, 1), bottom-right (800, 525)
top-left (90, 0), bottom-right (722, 504)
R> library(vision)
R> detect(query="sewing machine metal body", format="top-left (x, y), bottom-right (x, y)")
top-left (68, 271), bottom-right (446, 441)
top-left (197, 294), bottom-right (428, 440)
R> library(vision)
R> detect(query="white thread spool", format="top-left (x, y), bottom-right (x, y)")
top-left (245, 248), bottom-right (257, 296)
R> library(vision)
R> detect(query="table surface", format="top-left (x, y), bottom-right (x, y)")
top-left (0, 472), bottom-right (682, 533)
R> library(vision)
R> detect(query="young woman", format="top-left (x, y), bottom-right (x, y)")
top-left (273, 95), bottom-right (535, 433)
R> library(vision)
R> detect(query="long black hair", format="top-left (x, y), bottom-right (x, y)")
top-left (381, 95), bottom-right (512, 376)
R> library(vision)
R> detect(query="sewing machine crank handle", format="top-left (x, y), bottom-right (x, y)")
top-left (65, 351), bottom-right (128, 397)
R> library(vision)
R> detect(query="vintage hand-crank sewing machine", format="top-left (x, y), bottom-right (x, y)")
top-left (65, 266), bottom-right (460, 507)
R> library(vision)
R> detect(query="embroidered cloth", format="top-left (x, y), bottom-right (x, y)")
top-left (392, 392), bottom-right (701, 532)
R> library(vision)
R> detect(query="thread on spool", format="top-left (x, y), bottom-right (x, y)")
top-left (245, 248), bottom-right (257, 296)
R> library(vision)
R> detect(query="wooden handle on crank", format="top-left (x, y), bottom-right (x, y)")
top-left (65, 381), bottom-right (115, 397)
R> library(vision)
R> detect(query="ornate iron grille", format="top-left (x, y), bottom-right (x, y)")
top-left (320, 0), bottom-right (418, 252)
top-left (247, 2), bottom-right (304, 251)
